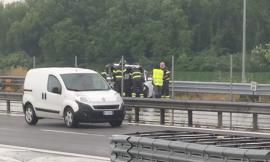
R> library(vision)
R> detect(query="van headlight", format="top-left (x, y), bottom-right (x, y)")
top-left (116, 94), bottom-right (122, 101)
top-left (76, 95), bottom-right (90, 103)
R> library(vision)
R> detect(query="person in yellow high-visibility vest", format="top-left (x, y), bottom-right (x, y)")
top-left (152, 67), bottom-right (164, 98)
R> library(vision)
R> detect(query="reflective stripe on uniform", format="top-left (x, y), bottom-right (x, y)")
top-left (131, 71), bottom-right (142, 79)
top-left (132, 76), bottom-right (141, 79)
top-left (164, 70), bottom-right (170, 81)
top-left (113, 69), bottom-right (126, 73)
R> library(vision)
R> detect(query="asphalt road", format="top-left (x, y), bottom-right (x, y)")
top-left (0, 114), bottom-right (186, 158)
top-left (1, 114), bottom-right (270, 159)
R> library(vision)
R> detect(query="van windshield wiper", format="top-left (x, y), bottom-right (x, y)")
top-left (83, 88), bottom-right (110, 91)
top-left (68, 88), bottom-right (110, 91)
top-left (67, 88), bottom-right (81, 91)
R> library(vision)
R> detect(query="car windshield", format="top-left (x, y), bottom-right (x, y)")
top-left (61, 73), bottom-right (110, 91)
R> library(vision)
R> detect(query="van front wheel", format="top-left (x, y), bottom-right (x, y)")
top-left (25, 104), bottom-right (38, 125)
top-left (64, 108), bottom-right (78, 128)
top-left (109, 120), bottom-right (122, 127)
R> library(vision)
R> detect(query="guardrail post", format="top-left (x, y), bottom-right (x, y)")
top-left (160, 109), bottom-right (165, 125)
top-left (217, 112), bottom-right (223, 128)
top-left (6, 100), bottom-right (10, 114)
top-left (252, 113), bottom-right (258, 130)
top-left (135, 107), bottom-right (139, 123)
top-left (188, 110), bottom-right (193, 127)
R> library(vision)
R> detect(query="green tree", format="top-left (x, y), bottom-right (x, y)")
top-left (39, 18), bottom-right (86, 66)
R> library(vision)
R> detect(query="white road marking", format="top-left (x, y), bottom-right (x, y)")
top-left (0, 144), bottom-right (110, 161)
top-left (41, 129), bottom-right (106, 137)
top-left (125, 123), bottom-right (270, 136)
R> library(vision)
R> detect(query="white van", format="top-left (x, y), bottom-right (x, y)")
top-left (23, 68), bottom-right (125, 128)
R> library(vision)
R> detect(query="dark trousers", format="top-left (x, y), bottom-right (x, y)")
top-left (115, 79), bottom-right (132, 97)
top-left (114, 79), bottom-right (122, 94)
top-left (124, 79), bottom-right (132, 97)
top-left (154, 86), bottom-right (162, 98)
top-left (162, 80), bottom-right (170, 97)
top-left (132, 79), bottom-right (143, 97)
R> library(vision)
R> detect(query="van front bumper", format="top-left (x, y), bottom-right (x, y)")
top-left (75, 101), bottom-right (125, 123)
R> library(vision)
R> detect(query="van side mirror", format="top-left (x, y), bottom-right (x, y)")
top-left (52, 87), bottom-right (61, 94)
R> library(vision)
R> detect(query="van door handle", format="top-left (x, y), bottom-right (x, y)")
top-left (44, 93), bottom-right (47, 100)
top-left (42, 93), bottom-right (44, 99)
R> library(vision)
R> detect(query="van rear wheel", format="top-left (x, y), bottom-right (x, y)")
top-left (64, 108), bottom-right (78, 128)
top-left (25, 104), bottom-right (38, 125)
top-left (109, 120), bottom-right (122, 127)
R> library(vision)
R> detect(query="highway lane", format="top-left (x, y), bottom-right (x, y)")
top-left (1, 114), bottom-right (270, 159)
top-left (2, 101), bottom-right (270, 131)
top-left (0, 114), bottom-right (185, 158)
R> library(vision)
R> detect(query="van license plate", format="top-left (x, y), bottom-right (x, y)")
top-left (103, 111), bottom-right (113, 116)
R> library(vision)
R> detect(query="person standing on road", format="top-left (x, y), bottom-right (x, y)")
top-left (160, 61), bottom-right (170, 99)
top-left (112, 61), bottom-right (126, 96)
top-left (131, 65), bottom-right (144, 98)
top-left (152, 64), bottom-right (164, 98)
top-left (124, 66), bottom-right (132, 97)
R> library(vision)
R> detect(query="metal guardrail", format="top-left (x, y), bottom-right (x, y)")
top-left (0, 76), bottom-right (24, 86)
top-left (0, 92), bottom-right (22, 113)
top-left (1, 92), bottom-right (270, 130)
top-left (111, 133), bottom-right (270, 162)
top-left (1, 76), bottom-right (270, 96)
top-left (0, 92), bottom-right (22, 101)
top-left (123, 97), bottom-right (270, 130)
top-left (171, 81), bottom-right (270, 96)
top-left (0, 92), bottom-right (270, 129)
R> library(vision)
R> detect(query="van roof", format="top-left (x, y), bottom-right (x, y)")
top-left (29, 67), bottom-right (97, 74)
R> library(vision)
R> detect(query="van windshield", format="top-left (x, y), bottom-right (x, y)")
top-left (61, 73), bottom-right (110, 91)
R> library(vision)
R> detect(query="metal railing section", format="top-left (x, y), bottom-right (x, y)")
top-left (0, 76), bottom-right (24, 86)
top-left (123, 97), bottom-right (270, 130)
top-left (171, 81), bottom-right (270, 96)
top-left (1, 76), bottom-right (270, 96)
top-left (111, 134), bottom-right (270, 162)
top-left (1, 93), bottom-right (270, 130)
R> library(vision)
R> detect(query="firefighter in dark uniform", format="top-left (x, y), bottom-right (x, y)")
top-left (160, 61), bottom-right (170, 98)
top-left (131, 66), bottom-right (144, 98)
top-left (123, 67), bottom-right (132, 97)
top-left (112, 62), bottom-right (126, 96)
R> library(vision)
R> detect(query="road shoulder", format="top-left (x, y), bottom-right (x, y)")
top-left (0, 144), bottom-right (110, 162)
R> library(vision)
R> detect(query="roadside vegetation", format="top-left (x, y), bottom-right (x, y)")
top-left (1, 0), bottom-right (270, 82)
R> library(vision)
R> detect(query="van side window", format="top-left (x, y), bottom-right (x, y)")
top-left (47, 75), bottom-right (62, 94)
